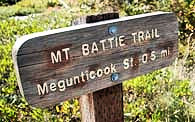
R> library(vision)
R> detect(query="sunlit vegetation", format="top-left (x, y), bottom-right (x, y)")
top-left (0, 0), bottom-right (194, 121)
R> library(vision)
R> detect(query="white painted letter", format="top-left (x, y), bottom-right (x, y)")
top-left (58, 80), bottom-right (66, 91)
top-left (138, 31), bottom-right (144, 42)
top-left (62, 48), bottom-right (70, 60)
top-left (80, 72), bottom-right (86, 82)
top-left (74, 76), bottom-right (80, 84)
top-left (142, 53), bottom-right (148, 64)
top-left (66, 78), bottom-right (73, 87)
top-left (108, 37), bottom-right (114, 49)
top-left (97, 69), bottom-right (103, 77)
top-left (119, 35), bottom-right (126, 47)
top-left (145, 30), bottom-right (151, 40)
top-left (104, 66), bottom-right (111, 75)
top-left (123, 58), bottom-right (129, 69)
top-left (89, 71), bottom-right (96, 79)
top-left (132, 32), bottom-right (137, 43)
top-left (100, 39), bottom-right (106, 51)
top-left (82, 44), bottom-right (90, 56)
top-left (150, 51), bottom-right (156, 61)
top-left (37, 83), bottom-right (48, 95)
top-left (161, 49), bottom-right (168, 57)
top-left (155, 28), bottom-right (160, 38)
top-left (91, 42), bottom-right (99, 53)
top-left (110, 64), bottom-right (117, 73)
top-left (130, 57), bottom-right (134, 67)
top-left (50, 83), bottom-right (56, 92)
top-left (51, 50), bottom-right (62, 64)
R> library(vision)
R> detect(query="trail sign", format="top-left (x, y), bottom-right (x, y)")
top-left (12, 12), bottom-right (178, 107)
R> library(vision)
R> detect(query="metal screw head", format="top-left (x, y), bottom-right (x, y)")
top-left (108, 26), bottom-right (117, 35)
top-left (111, 73), bottom-right (119, 82)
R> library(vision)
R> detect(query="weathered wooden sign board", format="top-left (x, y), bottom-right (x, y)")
top-left (12, 12), bottom-right (178, 107)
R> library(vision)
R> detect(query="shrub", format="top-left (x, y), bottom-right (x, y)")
top-left (172, 0), bottom-right (195, 69)
top-left (0, 0), bottom-right (61, 20)
top-left (123, 69), bottom-right (195, 121)
top-left (0, 0), bottom-right (21, 6)
top-left (47, 0), bottom-right (59, 7)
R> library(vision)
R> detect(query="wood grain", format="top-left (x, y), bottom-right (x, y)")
top-left (77, 13), bottom-right (124, 122)
top-left (12, 12), bottom-right (178, 107)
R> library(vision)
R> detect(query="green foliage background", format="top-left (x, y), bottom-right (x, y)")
top-left (0, 0), bottom-right (21, 6)
top-left (0, 0), bottom-right (194, 121)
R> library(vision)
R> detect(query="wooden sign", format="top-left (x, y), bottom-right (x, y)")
top-left (12, 12), bottom-right (178, 107)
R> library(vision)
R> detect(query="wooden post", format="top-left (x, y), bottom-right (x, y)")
top-left (79, 84), bottom-right (123, 122)
top-left (73, 13), bottom-right (124, 122)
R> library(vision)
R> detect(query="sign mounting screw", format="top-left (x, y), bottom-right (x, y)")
top-left (111, 73), bottom-right (119, 82)
top-left (108, 26), bottom-right (117, 35)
